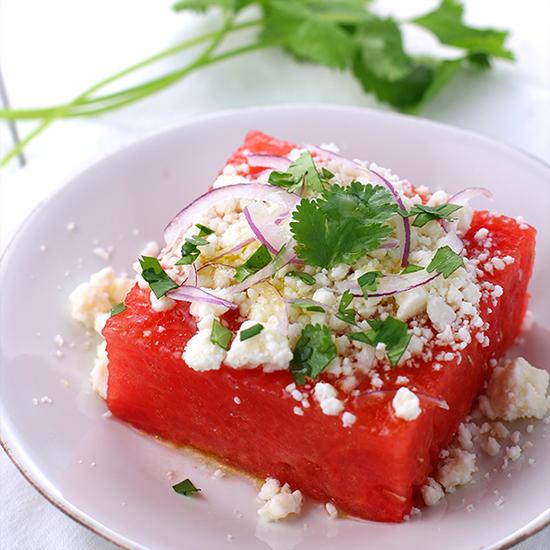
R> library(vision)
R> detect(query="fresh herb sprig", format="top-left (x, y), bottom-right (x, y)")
top-left (290, 182), bottom-right (398, 268)
top-left (0, 0), bottom-right (513, 166)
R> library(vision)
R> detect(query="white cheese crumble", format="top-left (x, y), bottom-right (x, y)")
top-left (325, 502), bottom-right (338, 519)
top-left (420, 477), bottom-right (445, 506)
top-left (341, 411), bottom-right (357, 428)
top-left (313, 382), bottom-right (344, 416)
top-left (437, 449), bottom-right (477, 492)
top-left (225, 320), bottom-right (292, 373)
top-left (392, 387), bottom-right (421, 421)
top-left (182, 314), bottom-right (226, 371)
top-left (91, 341), bottom-right (109, 399)
top-left (149, 291), bottom-right (176, 312)
top-left (484, 357), bottom-right (549, 420)
top-left (69, 267), bottom-right (133, 328)
top-left (257, 478), bottom-right (303, 522)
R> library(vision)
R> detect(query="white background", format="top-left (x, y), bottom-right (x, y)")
top-left (0, 1), bottom-right (549, 548)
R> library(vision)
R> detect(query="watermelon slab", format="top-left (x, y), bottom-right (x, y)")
top-left (103, 132), bottom-right (536, 522)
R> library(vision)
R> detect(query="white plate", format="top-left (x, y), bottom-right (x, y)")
top-left (1, 105), bottom-right (549, 550)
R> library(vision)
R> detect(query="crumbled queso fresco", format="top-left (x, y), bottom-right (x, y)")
top-left (68, 143), bottom-right (549, 521)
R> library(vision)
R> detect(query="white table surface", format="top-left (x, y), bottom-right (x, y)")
top-left (0, 1), bottom-right (549, 548)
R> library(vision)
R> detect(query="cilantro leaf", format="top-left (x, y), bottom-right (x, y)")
top-left (290, 324), bottom-right (337, 385)
top-left (320, 181), bottom-right (398, 223)
top-left (234, 245), bottom-right (272, 282)
top-left (354, 17), bottom-right (411, 82)
top-left (348, 316), bottom-right (411, 366)
top-left (210, 319), bottom-right (232, 350)
top-left (290, 182), bottom-right (397, 268)
top-left (172, 478), bottom-right (201, 496)
top-left (110, 302), bottom-right (126, 317)
top-left (286, 271), bottom-right (316, 286)
top-left (336, 289), bottom-right (356, 325)
top-left (412, 0), bottom-right (513, 60)
top-left (262, 0), bottom-right (356, 69)
top-left (401, 264), bottom-right (423, 275)
top-left (196, 223), bottom-right (214, 236)
top-left (290, 300), bottom-right (325, 313)
top-left (357, 271), bottom-right (382, 297)
top-left (175, 232), bottom-right (210, 265)
top-left (139, 256), bottom-right (179, 298)
top-left (240, 323), bottom-right (264, 341)
top-left (427, 245), bottom-right (464, 278)
top-left (269, 152), bottom-right (327, 194)
top-left (408, 203), bottom-right (462, 228)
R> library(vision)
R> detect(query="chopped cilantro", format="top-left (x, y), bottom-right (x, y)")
top-left (290, 182), bottom-right (397, 268)
top-left (321, 167), bottom-right (335, 180)
top-left (175, 231), bottom-right (210, 265)
top-left (268, 152), bottom-right (328, 194)
top-left (290, 324), bottom-right (337, 385)
top-left (139, 256), bottom-right (179, 298)
top-left (348, 316), bottom-right (411, 366)
top-left (408, 203), bottom-right (462, 228)
top-left (427, 245), bottom-right (464, 278)
top-left (195, 223), bottom-right (214, 236)
top-left (336, 290), bottom-right (356, 325)
top-left (357, 271), bottom-right (382, 297)
top-left (210, 319), bottom-right (232, 350)
top-left (401, 264), bottom-right (423, 274)
top-left (234, 245), bottom-right (272, 282)
top-left (172, 478), bottom-right (201, 496)
top-left (270, 243), bottom-right (289, 279)
top-left (290, 300), bottom-right (325, 313)
top-left (240, 323), bottom-right (264, 341)
top-left (286, 271), bottom-right (316, 285)
top-left (110, 302), bottom-right (126, 317)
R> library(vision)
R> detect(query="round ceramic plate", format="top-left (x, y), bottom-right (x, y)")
top-left (1, 105), bottom-right (549, 550)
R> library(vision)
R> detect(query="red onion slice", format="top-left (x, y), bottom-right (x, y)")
top-left (247, 154), bottom-right (291, 171)
top-left (168, 285), bottom-right (236, 309)
top-left (183, 264), bottom-right (198, 287)
top-left (443, 187), bottom-right (492, 233)
top-left (448, 187), bottom-right (492, 206)
top-left (369, 169), bottom-right (411, 268)
top-left (164, 183), bottom-right (300, 246)
top-left (243, 204), bottom-right (290, 255)
top-left (337, 270), bottom-right (439, 298)
top-left (208, 237), bottom-right (255, 263)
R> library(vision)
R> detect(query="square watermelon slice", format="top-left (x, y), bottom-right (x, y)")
top-left (103, 132), bottom-right (535, 522)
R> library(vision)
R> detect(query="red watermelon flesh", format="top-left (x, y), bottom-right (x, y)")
top-left (103, 132), bottom-right (536, 522)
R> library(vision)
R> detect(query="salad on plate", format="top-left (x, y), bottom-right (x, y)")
top-left (68, 131), bottom-right (548, 523)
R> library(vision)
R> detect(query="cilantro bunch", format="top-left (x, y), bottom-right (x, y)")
top-left (0, 0), bottom-right (513, 166)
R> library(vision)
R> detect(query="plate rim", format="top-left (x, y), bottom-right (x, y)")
top-left (1, 103), bottom-right (549, 550)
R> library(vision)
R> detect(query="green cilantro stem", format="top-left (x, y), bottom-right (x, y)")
top-left (0, 19), bottom-right (263, 121)
top-left (0, 18), bottom-right (267, 166)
